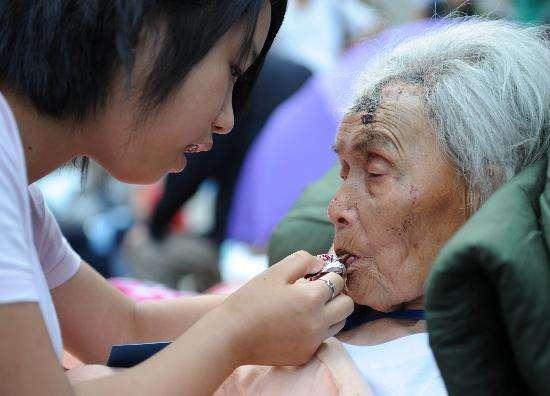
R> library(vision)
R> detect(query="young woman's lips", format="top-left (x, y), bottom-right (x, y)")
top-left (184, 142), bottom-right (213, 153)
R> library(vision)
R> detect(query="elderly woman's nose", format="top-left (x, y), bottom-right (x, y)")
top-left (328, 193), bottom-right (355, 229)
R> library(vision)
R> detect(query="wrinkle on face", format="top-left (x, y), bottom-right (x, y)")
top-left (329, 83), bottom-right (469, 312)
top-left (333, 115), bottom-right (403, 160)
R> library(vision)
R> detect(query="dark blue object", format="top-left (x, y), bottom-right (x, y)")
top-left (343, 305), bottom-right (425, 331)
top-left (106, 307), bottom-right (425, 368)
top-left (107, 341), bottom-right (172, 368)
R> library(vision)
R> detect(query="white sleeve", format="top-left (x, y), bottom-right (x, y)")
top-left (28, 185), bottom-right (82, 289)
top-left (0, 111), bottom-right (38, 304)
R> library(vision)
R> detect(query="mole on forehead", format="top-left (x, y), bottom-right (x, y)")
top-left (341, 108), bottom-right (396, 136)
top-left (349, 99), bottom-right (379, 125)
top-left (340, 110), bottom-right (395, 138)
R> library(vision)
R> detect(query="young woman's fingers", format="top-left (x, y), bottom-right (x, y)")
top-left (312, 272), bottom-right (345, 303)
top-left (323, 294), bottom-right (355, 326)
top-left (327, 319), bottom-right (347, 338)
top-left (269, 251), bottom-right (324, 283)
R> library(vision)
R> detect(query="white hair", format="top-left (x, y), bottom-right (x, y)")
top-left (352, 18), bottom-right (550, 206)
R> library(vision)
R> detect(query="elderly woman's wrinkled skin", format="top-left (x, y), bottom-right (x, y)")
top-left (328, 83), bottom-right (469, 313)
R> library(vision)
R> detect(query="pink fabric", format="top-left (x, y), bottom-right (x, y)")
top-left (109, 277), bottom-right (244, 301)
top-left (109, 277), bottom-right (195, 302)
top-left (215, 338), bottom-right (372, 396)
top-left (216, 359), bottom-right (339, 396)
top-left (206, 281), bottom-right (244, 295)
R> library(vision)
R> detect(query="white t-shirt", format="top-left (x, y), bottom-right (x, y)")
top-left (0, 92), bottom-right (81, 359)
top-left (342, 332), bottom-right (448, 396)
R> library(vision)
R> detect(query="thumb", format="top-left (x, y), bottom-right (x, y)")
top-left (269, 251), bottom-right (324, 283)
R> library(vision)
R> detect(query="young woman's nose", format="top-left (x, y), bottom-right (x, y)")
top-left (327, 187), bottom-right (356, 229)
top-left (212, 94), bottom-right (235, 135)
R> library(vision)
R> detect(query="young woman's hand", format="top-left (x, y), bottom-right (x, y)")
top-left (215, 250), bottom-right (355, 366)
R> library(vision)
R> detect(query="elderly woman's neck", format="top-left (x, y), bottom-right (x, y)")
top-left (337, 318), bottom-right (427, 346)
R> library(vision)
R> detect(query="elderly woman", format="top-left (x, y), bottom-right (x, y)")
top-left (215, 18), bottom-right (550, 395)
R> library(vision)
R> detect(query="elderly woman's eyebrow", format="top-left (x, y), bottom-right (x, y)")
top-left (353, 131), bottom-right (400, 157)
top-left (332, 131), bottom-right (399, 157)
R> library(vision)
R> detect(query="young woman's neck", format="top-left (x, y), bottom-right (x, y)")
top-left (2, 89), bottom-right (86, 184)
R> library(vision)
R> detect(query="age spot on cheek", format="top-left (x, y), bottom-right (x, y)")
top-left (409, 185), bottom-right (419, 205)
top-left (401, 214), bottom-right (414, 234)
top-left (401, 213), bottom-right (420, 250)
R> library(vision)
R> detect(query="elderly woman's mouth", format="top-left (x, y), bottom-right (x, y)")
top-left (344, 255), bottom-right (359, 267)
top-left (335, 250), bottom-right (361, 271)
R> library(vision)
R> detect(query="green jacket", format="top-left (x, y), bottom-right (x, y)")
top-left (268, 164), bottom-right (339, 265)
top-left (270, 158), bottom-right (550, 395)
top-left (426, 157), bottom-right (550, 395)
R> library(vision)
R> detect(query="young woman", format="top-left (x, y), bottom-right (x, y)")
top-left (0, 1), bottom-right (353, 395)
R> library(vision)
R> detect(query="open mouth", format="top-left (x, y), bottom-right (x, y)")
top-left (335, 249), bottom-right (360, 269)
top-left (184, 143), bottom-right (213, 153)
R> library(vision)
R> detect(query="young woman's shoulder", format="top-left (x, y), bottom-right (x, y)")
top-left (0, 93), bottom-right (38, 304)
top-left (27, 183), bottom-right (82, 288)
top-left (0, 92), bottom-right (27, 190)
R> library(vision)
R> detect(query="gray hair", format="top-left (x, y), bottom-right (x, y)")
top-left (351, 18), bottom-right (550, 207)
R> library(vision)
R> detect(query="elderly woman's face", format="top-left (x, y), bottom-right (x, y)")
top-left (328, 84), bottom-right (469, 312)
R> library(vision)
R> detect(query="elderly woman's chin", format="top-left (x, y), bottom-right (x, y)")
top-left (339, 243), bottom-right (436, 312)
top-left (343, 261), bottom-right (415, 313)
top-left (345, 273), bottom-right (390, 312)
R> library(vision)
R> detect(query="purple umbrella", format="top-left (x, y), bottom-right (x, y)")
top-left (226, 20), bottom-right (443, 246)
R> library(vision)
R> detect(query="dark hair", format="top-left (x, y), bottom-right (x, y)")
top-left (0, 0), bottom-right (286, 121)
top-left (0, 0), bottom-right (285, 182)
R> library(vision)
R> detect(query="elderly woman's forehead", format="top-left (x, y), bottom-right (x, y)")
top-left (340, 86), bottom-right (427, 133)
top-left (372, 85), bottom-right (425, 118)
top-left (339, 113), bottom-right (364, 129)
top-left (336, 114), bottom-right (369, 144)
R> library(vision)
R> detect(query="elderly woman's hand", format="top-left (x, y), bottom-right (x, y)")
top-left (218, 250), bottom-right (355, 367)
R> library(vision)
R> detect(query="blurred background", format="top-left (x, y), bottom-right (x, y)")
top-left (40, 0), bottom-right (549, 296)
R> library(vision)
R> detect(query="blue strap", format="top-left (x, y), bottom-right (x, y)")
top-left (343, 305), bottom-right (425, 331)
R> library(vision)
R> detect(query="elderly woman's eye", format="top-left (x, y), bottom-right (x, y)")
top-left (366, 157), bottom-right (389, 179)
top-left (367, 166), bottom-right (386, 177)
top-left (367, 171), bottom-right (385, 178)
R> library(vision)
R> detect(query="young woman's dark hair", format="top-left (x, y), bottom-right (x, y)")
top-left (0, 0), bottom-right (285, 122)
top-left (0, 0), bottom-right (285, 179)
